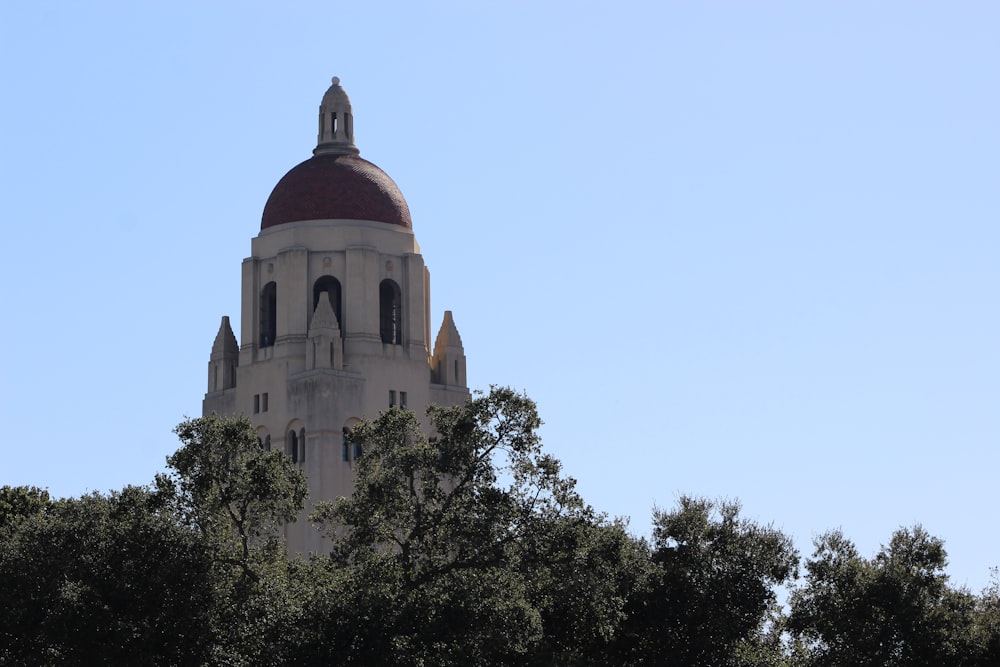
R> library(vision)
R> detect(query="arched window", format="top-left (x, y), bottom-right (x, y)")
top-left (343, 418), bottom-right (361, 462)
top-left (260, 281), bottom-right (277, 347)
top-left (312, 276), bottom-right (343, 330)
top-left (288, 430), bottom-right (299, 464)
top-left (379, 279), bottom-right (402, 345)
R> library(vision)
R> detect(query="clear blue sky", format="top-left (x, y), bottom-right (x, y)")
top-left (2, 2), bottom-right (997, 591)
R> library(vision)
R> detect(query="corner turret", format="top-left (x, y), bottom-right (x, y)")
top-left (431, 311), bottom-right (467, 387)
top-left (208, 315), bottom-right (239, 392)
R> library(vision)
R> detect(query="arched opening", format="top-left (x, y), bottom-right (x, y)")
top-left (343, 418), bottom-right (362, 462)
top-left (379, 279), bottom-right (402, 345)
top-left (288, 430), bottom-right (299, 464)
top-left (312, 276), bottom-right (343, 330)
top-left (260, 281), bottom-right (277, 347)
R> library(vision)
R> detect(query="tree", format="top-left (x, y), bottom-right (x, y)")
top-left (1, 416), bottom-right (312, 667)
top-left (972, 569), bottom-right (1000, 665)
top-left (158, 413), bottom-right (310, 665)
top-left (0, 486), bottom-right (217, 665)
top-left (0, 485), bottom-right (50, 530)
top-left (613, 497), bottom-right (798, 666)
top-left (305, 387), bottom-right (639, 665)
top-left (161, 413), bottom-right (307, 577)
top-left (520, 514), bottom-right (650, 666)
top-left (787, 525), bottom-right (986, 666)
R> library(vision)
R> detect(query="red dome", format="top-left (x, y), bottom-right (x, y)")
top-left (261, 153), bottom-right (411, 230)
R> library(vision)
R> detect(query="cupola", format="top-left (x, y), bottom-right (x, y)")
top-left (314, 76), bottom-right (359, 156)
top-left (260, 77), bottom-right (412, 231)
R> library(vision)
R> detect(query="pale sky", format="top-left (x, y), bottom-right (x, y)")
top-left (2, 2), bottom-right (997, 591)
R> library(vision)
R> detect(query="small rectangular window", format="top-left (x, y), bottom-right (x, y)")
top-left (253, 394), bottom-right (260, 414)
top-left (262, 393), bottom-right (269, 412)
top-left (400, 391), bottom-right (407, 409)
top-left (389, 390), bottom-right (396, 407)
top-left (354, 442), bottom-right (363, 459)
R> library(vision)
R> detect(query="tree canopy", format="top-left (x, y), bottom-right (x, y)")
top-left (2, 390), bottom-right (997, 665)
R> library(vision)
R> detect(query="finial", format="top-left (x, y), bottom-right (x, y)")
top-left (331, 76), bottom-right (340, 85)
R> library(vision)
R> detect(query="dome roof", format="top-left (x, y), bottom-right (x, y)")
top-left (261, 153), bottom-right (412, 230)
top-left (260, 77), bottom-right (412, 231)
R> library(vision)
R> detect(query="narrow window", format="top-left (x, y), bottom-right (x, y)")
top-left (389, 390), bottom-right (396, 407)
top-left (455, 360), bottom-right (459, 384)
top-left (253, 394), bottom-right (260, 414)
top-left (353, 441), bottom-right (363, 459)
top-left (342, 428), bottom-right (350, 462)
top-left (299, 428), bottom-right (306, 463)
top-left (289, 430), bottom-right (299, 464)
top-left (345, 112), bottom-right (352, 140)
top-left (400, 391), bottom-right (407, 409)
top-left (262, 392), bottom-right (269, 412)
top-left (260, 281), bottom-right (277, 347)
top-left (312, 276), bottom-right (343, 330)
top-left (379, 279), bottom-right (402, 344)
top-left (265, 435), bottom-right (271, 452)
top-left (331, 112), bottom-right (338, 135)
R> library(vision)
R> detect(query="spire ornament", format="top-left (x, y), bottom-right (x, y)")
top-left (315, 76), bottom-right (359, 156)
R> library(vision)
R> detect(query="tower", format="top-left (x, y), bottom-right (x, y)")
top-left (203, 77), bottom-right (469, 553)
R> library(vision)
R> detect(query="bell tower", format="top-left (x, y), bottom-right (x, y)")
top-left (203, 77), bottom-right (469, 554)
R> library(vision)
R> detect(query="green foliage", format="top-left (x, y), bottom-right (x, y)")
top-left (0, 415), bottom-right (310, 667)
top-left (162, 413), bottom-right (307, 577)
top-left (307, 387), bottom-right (640, 665)
top-left (160, 414), bottom-right (311, 666)
top-left (0, 486), bottom-right (216, 666)
top-left (613, 496), bottom-right (798, 666)
top-left (522, 515), bottom-right (650, 665)
top-left (973, 570), bottom-right (1000, 664)
top-left (0, 485), bottom-right (51, 529)
top-left (4, 398), bottom-right (997, 666)
top-left (787, 526), bottom-right (993, 666)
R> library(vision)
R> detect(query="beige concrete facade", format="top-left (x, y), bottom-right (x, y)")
top-left (203, 78), bottom-right (468, 554)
